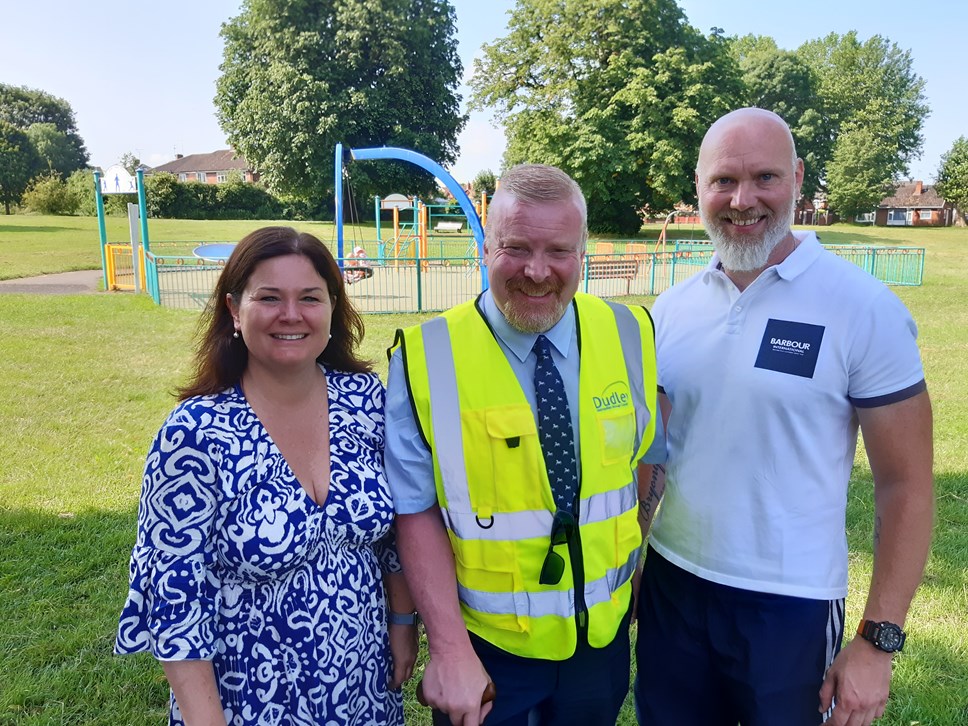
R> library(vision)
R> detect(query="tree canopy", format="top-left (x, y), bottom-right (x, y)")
top-left (825, 125), bottom-right (895, 219)
top-left (120, 152), bottom-right (143, 176)
top-left (472, 169), bottom-right (497, 197)
top-left (215, 0), bottom-right (466, 207)
top-left (0, 120), bottom-right (41, 214)
top-left (797, 32), bottom-right (927, 214)
top-left (25, 123), bottom-right (80, 177)
top-left (731, 35), bottom-right (825, 198)
top-left (469, 0), bottom-right (743, 233)
top-left (0, 84), bottom-right (89, 176)
top-left (936, 137), bottom-right (968, 221)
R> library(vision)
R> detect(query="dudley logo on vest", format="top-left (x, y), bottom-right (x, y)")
top-left (593, 381), bottom-right (631, 412)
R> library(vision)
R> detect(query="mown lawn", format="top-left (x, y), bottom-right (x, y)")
top-left (0, 218), bottom-right (965, 724)
top-left (0, 216), bottom-right (374, 281)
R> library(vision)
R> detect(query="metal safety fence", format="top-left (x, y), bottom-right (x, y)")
top-left (137, 243), bottom-right (924, 314)
top-left (105, 243), bottom-right (147, 291)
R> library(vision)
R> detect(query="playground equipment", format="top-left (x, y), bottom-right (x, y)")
top-left (193, 243), bottom-right (237, 262)
top-left (94, 165), bottom-right (150, 291)
top-left (372, 194), bottom-right (487, 264)
top-left (654, 209), bottom-right (703, 254)
top-left (374, 194), bottom-right (419, 262)
top-left (335, 144), bottom-right (488, 290)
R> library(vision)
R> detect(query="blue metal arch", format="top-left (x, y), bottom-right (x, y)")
top-left (335, 144), bottom-right (487, 290)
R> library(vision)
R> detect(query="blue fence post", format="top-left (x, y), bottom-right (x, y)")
top-left (145, 253), bottom-right (161, 305)
top-left (374, 196), bottom-right (384, 263)
top-left (93, 171), bottom-right (109, 289)
top-left (583, 255), bottom-right (590, 293)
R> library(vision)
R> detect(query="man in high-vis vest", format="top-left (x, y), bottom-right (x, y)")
top-left (385, 164), bottom-right (663, 725)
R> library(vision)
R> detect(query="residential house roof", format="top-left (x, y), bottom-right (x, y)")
top-left (879, 181), bottom-right (948, 210)
top-left (150, 149), bottom-right (252, 174)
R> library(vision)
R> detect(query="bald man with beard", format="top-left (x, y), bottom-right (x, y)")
top-left (634, 108), bottom-right (933, 726)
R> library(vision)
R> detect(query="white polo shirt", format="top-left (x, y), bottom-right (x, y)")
top-left (650, 231), bottom-right (925, 599)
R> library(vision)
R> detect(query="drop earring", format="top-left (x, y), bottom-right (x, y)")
top-left (233, 329), bottom-right (240, 339)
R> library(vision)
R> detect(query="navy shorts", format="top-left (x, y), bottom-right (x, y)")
top-left (634, 548), bottom-right (844, 726)
top-left (432, 598), bottom-right (633, 726)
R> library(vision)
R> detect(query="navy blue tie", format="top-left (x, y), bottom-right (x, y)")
top-left (533, 335), bottom-right (578, 512)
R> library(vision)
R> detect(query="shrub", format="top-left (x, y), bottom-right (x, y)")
top-left (276, 192), bottom-right (332, 221)
top-left (144, 173), bottom-right (185, 218)
top-left (214, 181), bottom-right (281, 219)
top-left (22, 173), bottom-right (79, 215)
top-left (66, 170), bottom-right (98, 216)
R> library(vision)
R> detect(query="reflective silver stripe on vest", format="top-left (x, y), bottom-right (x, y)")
top-left (441, 480), bottom-right (635, 540)
top-left (604, 301), bottom-right (649, 455)
top-left (421, 317), bottom-right (471, 512)
top-left (441, 506), bottom-right (552, 540)
top-left (580, 480), bottom-right (637, 526)
top-left (458, 548), bottom-right (639, 618)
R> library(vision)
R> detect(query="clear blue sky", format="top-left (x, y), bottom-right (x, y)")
top-left (1, 0), bottom-right (963, 185)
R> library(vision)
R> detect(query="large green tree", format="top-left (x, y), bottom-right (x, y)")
top-left (25, 123), bottom-right (79, 177)
top-left (936, 136), bottom-right (968, 222)
top-left (825, 125), bottom-right (894, 219)
top-left (215, 0), bottom-right (466, 208)
top-left (469, 0), bottom-right (743, 233)
top-left (731, 35), bottom-right (826, 198)
top-left (0, 84), bottom-right (89, 175)
top-left (797, 32), bottom-right (928, 201)
top-left (0, 120), bottom-right (41, 214)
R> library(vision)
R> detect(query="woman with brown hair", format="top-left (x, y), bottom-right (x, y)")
top-left (116, 227), bottom-right (417, 725)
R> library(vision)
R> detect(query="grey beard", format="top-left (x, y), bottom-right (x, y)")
top-left (703, 202), bottom-right (795, 273)
top-left (714, 231), bottom-right (783, 272)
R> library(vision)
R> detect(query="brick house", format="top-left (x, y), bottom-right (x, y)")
top-left (149, 149), bottom-right (259, 184)
top-left (873, 181), bottom-right (956, 226)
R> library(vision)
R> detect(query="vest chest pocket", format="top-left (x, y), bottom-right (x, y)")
top-left (479, 405), bottom-right (546, 510)
top-left (596, 408), bottom-right (636, 466)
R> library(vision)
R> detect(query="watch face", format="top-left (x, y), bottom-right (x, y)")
top-left (877, 624), bottom-right (903, 651)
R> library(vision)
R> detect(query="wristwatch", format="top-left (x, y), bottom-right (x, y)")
top-left (857, 619), bottom-right (906, 653)
top-left (389, 610), bottom-right (420, 626)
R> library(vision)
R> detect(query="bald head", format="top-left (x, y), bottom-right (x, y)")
top-left (697, 108), bottom-right (799, 180)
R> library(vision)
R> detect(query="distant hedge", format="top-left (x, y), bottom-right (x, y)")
top-left (144, 173), bottom-right (282, 219)
top-left (20, 170), bottom-right (339, 220)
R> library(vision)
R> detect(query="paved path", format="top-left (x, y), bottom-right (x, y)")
top-left (0, 269), bottom-right (103, 295)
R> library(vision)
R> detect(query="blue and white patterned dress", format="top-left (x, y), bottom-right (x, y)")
top-left (116, 368), bottom-right (403, 725)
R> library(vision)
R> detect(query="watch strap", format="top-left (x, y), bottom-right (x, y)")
top-left (389, 610), bottom-right (419, 626)
top-left (857, 619), bottom-right (906, 652)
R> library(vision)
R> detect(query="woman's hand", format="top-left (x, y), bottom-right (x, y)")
top-left (388, 621), bottom-right (419, 689)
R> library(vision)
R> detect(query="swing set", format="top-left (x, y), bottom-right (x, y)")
top-left (334, 144), bottom-right (488, 290)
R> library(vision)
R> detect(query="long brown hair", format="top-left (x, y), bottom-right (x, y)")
top-left (178, 226), bottom-right (371, 400)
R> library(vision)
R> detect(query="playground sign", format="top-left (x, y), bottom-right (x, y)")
top-left (100, 164), bottom-right (138, 195)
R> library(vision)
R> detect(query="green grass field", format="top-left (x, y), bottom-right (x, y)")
top-left (0, 217), bottom-right (966, 724)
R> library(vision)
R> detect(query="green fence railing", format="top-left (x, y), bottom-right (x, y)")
top-left (142, 244), bottom-right (924, 314)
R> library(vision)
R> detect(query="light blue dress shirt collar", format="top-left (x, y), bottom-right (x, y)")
top-left (480, 288), bottom-right (576, 362)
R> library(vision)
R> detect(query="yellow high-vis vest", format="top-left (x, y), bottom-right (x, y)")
top-left (392, 292), bottom-right (657, 659)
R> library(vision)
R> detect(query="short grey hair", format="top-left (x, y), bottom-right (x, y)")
top-left (487, 164), bottom-right (588, 250)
